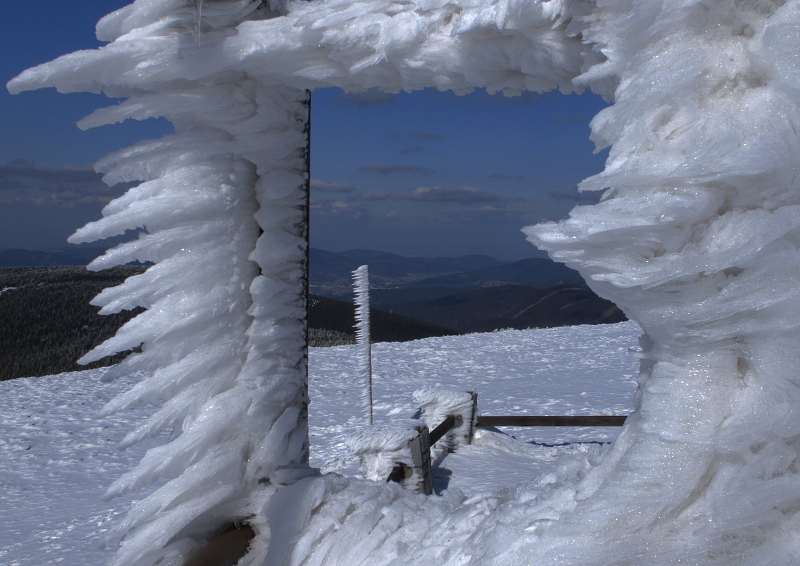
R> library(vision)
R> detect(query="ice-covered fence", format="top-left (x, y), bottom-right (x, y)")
top-left (348, 424), bottom-right (432, 494)
top-left (9, 0), bottom-right (800, 564)
top-left (367, 387), bottom-right (627, 496)
top-left (414, 387), bottom-right (478, 452)
top-left (475, 415), bottom-right (627, 427)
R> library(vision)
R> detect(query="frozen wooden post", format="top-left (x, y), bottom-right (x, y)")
top-left (350, 424), bottom-right (433, 495)
top-left (408, 425), bottom-right (433, 496)
top-left (466, 391), bottom-right (478, 445)
top-left (414, 388), bottom-right (478, 451)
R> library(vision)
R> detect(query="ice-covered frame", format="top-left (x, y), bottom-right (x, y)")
top-left (9, 0), bottom-right (800, 564)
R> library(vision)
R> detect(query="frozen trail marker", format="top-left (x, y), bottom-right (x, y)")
top-left (8, 0), bottom-right (800, 564)
top-left (353, 265), bottom-right (373, 425)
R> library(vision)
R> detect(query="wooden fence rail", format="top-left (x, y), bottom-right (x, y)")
top-left (428, 414), bottom-right (462, 445)
top-left (476, 415), bottom-right (627, 428)
top-left (383, 392), bottom-right (630, 495)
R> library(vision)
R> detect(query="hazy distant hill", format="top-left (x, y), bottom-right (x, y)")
top-left (310, 248), bottom-right (504, 294)
top-left (308, 294), bottom-right (458, 345)
top-left (408, 257), bottom-right (582, 289)
top-left (305, 249), bottom-right (623, 333)
top-left (365, 286), bottom-right (466, 305)
top-left (376, 284), bottom-right (626, 333)
top-left (316, 253), bottom-right (587, 307)
top-left (310, 249), bottom-right (587, 301)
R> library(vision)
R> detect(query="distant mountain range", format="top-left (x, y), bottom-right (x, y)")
top-left (310, 249), bottom-right (584, 299)
top-left (308, 249), bottom-right (624, 333)
top-left (406, 257), bottom-right (582, 289)
top-left (0, 266), bottom-right (458, 381)
top-left (377, 284), bottom-right (625, 333)
top-left (309, 248), bottom-right (504, 294)
top-left (1, 247), bottom-right (626, 338)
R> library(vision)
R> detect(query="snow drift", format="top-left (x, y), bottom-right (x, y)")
top-left (8, 0), bottom-right (800, 564)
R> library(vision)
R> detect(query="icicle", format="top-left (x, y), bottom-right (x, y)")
top-left (190, 0), bottom-right (204, 47)
top-left (353, 265), bottom-right (373, 425)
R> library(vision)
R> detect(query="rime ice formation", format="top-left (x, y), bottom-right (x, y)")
top-left (519, 1), bottom-right (800, 563)
top-left (8, 0), bottom-right (800, 564)
top-left (10, 4), bottom-right (313, 565)
top-left (414, 386), bottom-right (476, 450)
top-left (352, 265), bottom-right (373, 425)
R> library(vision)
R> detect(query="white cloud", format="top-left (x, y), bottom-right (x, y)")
top-left (310, 179), bottom-right (356, 193)
top-left (358, 163), bottom-right (435, 174)
top-left (360, 186), bottom-right (506, 204)
top-left (0, 161), bottom-right (125, 208)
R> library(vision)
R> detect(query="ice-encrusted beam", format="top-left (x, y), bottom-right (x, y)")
top-left (8, 0), bottom-right (593, 100)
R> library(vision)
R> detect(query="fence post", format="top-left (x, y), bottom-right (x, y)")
top-left (466, 391), bottom-right (478, 445)
top-left (348, 425), bottom-right (432, 495)
top-left (413, 388), bottom-right (478, 451)
top-left (408, 425), bottom-right (432, 495)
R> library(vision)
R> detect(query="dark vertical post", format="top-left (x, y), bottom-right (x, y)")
top-left (467, 391), bottom-right (478, 445)
top-left (409, 426), bottom-right (433, 495)
top-left (300, 89), bottom-right (311, 464)
top-left (303, 89), bottom-right (311, 351)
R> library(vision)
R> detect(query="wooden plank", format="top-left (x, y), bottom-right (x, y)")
top-left (476, 415), bottom-right (628, 427)
top-left (428, 415), bottom-right (457, 446)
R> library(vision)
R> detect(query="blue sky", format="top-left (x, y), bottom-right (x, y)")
top-left (2, 1), bottom-right (609, 260)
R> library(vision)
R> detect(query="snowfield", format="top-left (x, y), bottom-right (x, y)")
top-left (0, 321), bottom-right (640, 565)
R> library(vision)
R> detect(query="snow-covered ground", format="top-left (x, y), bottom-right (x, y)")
top-left (0, 321), bottom-right (639, 565)
top-left (310, 322), bottom-right (640, 483)
top-left (0, 369), bottom-right (163, 565)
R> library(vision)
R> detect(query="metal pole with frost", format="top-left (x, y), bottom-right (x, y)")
top-left (353, 265), bottom-right (373, 425)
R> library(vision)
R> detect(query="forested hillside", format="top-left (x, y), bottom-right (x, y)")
top-left (0, 267), bottom-right (457, 380)
top-left (0, 266), bottom-right (146, 381)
